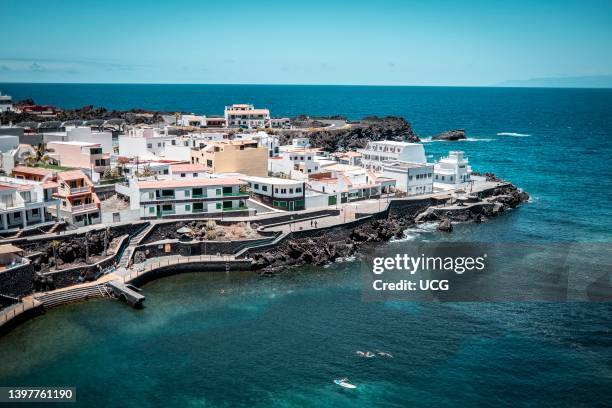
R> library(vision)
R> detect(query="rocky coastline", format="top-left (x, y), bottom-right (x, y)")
top-left (250, 183), bottom-right (529, 274)
top-left (278, 116), bottom-right (420, 151)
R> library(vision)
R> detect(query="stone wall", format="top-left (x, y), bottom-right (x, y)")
top-left (0, 263), bottom-right (35, 298)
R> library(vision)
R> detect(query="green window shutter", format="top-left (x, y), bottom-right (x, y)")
top-left (185, 204), bottom-right (191, 211)
top-left (149, 207), bottom-right (155, 213)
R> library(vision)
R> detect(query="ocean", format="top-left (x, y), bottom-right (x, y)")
top-left (0, 84), bottom-right (611, 407)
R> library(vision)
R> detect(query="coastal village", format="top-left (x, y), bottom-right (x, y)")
top-left (0, 92), bottom-right (528, 331)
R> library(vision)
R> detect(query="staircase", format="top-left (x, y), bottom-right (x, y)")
top-left (118, 224), bottom-right (151, 268)
top-left (48, 223), bottom-right (61, 234)
top-left (34, 284), bottom-right (112, 309)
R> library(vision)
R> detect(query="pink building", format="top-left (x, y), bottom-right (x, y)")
top-left (46, 141), bottom-right (110, 181)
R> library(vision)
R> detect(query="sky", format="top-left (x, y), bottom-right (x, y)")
top-left (1, 0), bottom-right (611, 86)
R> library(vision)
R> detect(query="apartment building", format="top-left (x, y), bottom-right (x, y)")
top-left (116, 177), bottom-right (249, 219)
top-left (46, 141), bottom-right (110, 182)
top-left (118, 126), bottom-right (175, 159)
top-left (358, 141), bottom-right (426, 171)
top-left (43, 126), bottom-right (113, 154)
top-left (190, 140), bottom-right (268, 177)
top-left (308, 164), bottom-right (395, 204)
top-left (224, 104), bottom-right (270, 129)
top-left (55, 170), bottom-right (101, 226)
top-left (382, 161), bottom-right (434, 195)
top-left (0, 176), bottom-right (60, 232)
top-left (242, 176), bottom-right (306, 211)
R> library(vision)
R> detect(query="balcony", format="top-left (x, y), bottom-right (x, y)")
top-left (222, 192), bottom-right (247, 197)
top-left (70, 186), bottom-right (90, 195)
top-left (71, 203), bottom-right (98, 214)
top-left (222, 205), bottom-right (248, 212)
top-left (156, 194), bottom-right (175, 200)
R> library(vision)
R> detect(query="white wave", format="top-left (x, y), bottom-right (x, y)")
top-left (497, 132), bottom-right (531, 137)
top-left (462, 137), bottom-right (495, 142)
top-left (390, 222), bottom-right (438, 242)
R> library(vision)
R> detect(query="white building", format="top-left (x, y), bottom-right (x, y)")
top-left (0, 93), bottom-right (13, 113)
top-left (308, 164), bottom-right (395, 204)
top-left (178, 114), bottom-right (206, 128)
top-left (43, 127), bottom-right (113, 154)
top-left (120, 160), bottom-right (171, 178)
top-left (434, 151), bottom-right (472, 186)
top-left (269, 146), bottom-right (322, 180)
top-left (118, 126), bottom-right (175, 159)
top-left (235, 131), bottom-right (280, 157)
top-left (382, 161), bottom-right (434, 195)
top-left (167, 163), bottom-right (210, 179)
top-left (224, 104), bottom-right (271, 129)
top-left (241, 176), bottom-right (305, 211)
top-left (116, 177), bottom-right (249, 219)
top-left (0, 176), bottom-right (60, 232)
top-left (359, 141), bottom-right (426, 171)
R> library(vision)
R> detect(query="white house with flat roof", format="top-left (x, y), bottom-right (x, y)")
top-left (0, 93), bottom-right (13, 113)
top-left (43, 127), bottom-right (113, 154)
top-left (382, 161), bottom-right (433, 195)
top-left (116, 177), bottom-right (249, 219)
top-left (358, 141), bottom-right (426, 171)
top-left (0, 176), bottom-right (60, 233)
top-left (434, 151), bottom-right (472, 187)
top-left (241, 176), bottom-right (306, 211)
top-left (118, 126), bottom-right (175, 159)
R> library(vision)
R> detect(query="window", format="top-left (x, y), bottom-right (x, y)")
top-left (149, 207), bottom-right (155, 214)
top-left (185, 204), bottom-right (191, 211)
top-left (216, 188), bottom-right (222, 196)
top-left (281, 188), bottom-right (287, 194)
top-left (296, 187), bottom-right (302, 193)
top-left (181, 173), bottom-right (186, 178)
top-left (207, 160), bottom-right (213, 167)
top-left (157, 143), bottom-right (162, 147)
top-left (32, 208), bottom-right (39, 215)
top-left (274, 188), bottom-right (279, 193)
top-left (185, 190), bottom-right (191, 197)
top-left (149, 192), bottom-right (155, 199)
top-left (262, 185), bottom-right (268, 192)
top-left (193, 202), bottom-right (204, 212)
top-left (289, 188), bottom-right (294, 194)
top-left (163, 169), bottom-right (169, 175)
top-left (162, 204), bottom-right (173, 211)
top-left (254, 184), bottom-right (259, 190)
top-left (216, 202), bottom-right (222, 210)
top-left (147, 143), bottom-right (152, 148)
top-left (172, 140), bottom-right (176, 145)
top-left (193, 173), bottom-right (198, 178)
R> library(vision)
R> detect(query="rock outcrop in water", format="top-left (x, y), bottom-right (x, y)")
top-left (278, 116), bottom-right (420, 152)
top-left (431, 129), bottom-right (466, 141)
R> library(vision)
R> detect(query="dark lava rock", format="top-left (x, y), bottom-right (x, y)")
top-left (438, 218), bottom-right (453, 232)
top-left (431, 129), bottom-right (466, 141)
top-left (278, 116), bottom-right (419, 152)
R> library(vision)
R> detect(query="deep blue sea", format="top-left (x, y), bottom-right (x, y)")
top-left (0, 84), bottom-right (611, 407)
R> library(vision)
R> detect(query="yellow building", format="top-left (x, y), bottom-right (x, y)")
top-left (190, 140), bottom-right (268, 177)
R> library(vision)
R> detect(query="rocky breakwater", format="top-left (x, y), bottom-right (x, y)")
top-left (278, 116), bottom-right (420, 152)
top-left (251, 217), bottom-right (415, 274)
top-left (415, 184), bottom-right (530, 231)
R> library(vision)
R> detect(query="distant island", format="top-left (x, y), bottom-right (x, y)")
top-left (496, 75), bottom-right (612, 88)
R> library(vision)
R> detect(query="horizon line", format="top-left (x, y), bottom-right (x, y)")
top-left (1, 81), bottom-right (612, 90)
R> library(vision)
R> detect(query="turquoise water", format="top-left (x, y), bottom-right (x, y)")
top-left (0, 85), bottom-right (611, 406)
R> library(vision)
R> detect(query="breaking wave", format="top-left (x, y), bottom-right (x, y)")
top-left (497, 132), bottom-right (532, 137)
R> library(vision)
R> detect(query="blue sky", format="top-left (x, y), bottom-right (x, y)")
top-left (1, 0), bottom-right (611, 85)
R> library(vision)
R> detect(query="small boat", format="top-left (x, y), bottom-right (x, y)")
top-left (356, 351), bottom-right (376, 358)
top-left (334, 378), bottom-right (357, 389)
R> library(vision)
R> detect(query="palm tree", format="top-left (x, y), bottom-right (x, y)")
top-left (22, 143), bottom-right (50, 167)
top-left (50, 240), bottom-right (61, 271)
